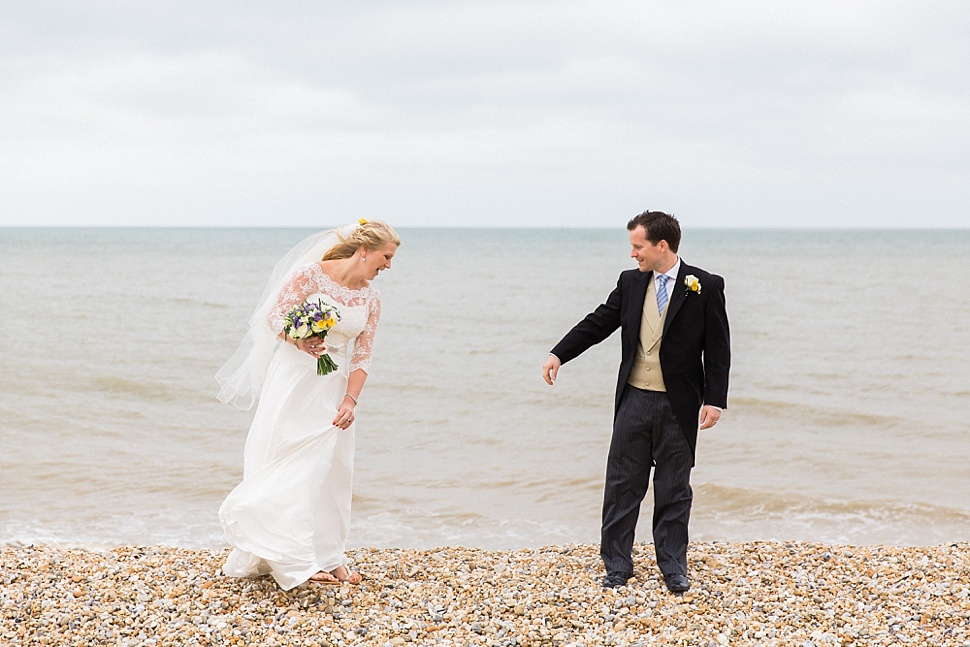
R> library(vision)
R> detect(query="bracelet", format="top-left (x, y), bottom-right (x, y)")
top-left (344, 394), bottom-right (358, 405)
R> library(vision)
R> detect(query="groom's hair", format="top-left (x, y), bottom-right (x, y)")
top-left (628, 211), bottom-right (681, 253)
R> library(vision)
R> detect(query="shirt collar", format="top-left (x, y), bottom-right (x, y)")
top-left (656, 258), bottom-right (681, 282)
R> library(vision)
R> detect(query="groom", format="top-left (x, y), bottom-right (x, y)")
top-left (542, 211), bottom-right (730, 593)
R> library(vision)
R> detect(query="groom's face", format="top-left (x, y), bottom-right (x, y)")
top-left (629, 226), bottom-right (664, 273)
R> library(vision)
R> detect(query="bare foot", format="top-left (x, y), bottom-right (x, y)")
top-left (331, 565), bottom-right (362, 585)
top-left (309, 571), bottom-right (340, 585)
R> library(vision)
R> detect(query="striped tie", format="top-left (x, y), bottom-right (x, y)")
top-left (656, 273), bottom-right (669, 314)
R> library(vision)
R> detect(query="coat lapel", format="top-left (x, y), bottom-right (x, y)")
top-left (642, 275), bottom-right (661, 333)
top-left (631, 270), bottom-right (649, 323)
top-left (663, 262), bottom-right (689, 336)
top-left (626, 270), bottom-right (650, 344)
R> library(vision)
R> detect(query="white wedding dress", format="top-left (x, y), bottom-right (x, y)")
top-left (219, 263), bottom-right (380, 590)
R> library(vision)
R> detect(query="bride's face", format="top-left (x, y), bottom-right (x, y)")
top-left (361, 243), bottom-right (398, 279)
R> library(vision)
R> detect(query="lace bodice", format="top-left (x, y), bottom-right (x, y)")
top-left (268, 263), bottom-right (381, 373)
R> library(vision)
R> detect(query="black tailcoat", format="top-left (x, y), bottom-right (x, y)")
top-left (551, 262), bottom-right (730, 459)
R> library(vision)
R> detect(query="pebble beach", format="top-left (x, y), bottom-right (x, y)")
top-left (3, 542), bottom-right (968, 646)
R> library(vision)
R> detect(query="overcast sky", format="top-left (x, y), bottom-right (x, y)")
top-left (1, 1), bottom-right (968, 228)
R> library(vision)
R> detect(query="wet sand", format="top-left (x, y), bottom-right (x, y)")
top-left (3, 542), bottom-right (968, 646)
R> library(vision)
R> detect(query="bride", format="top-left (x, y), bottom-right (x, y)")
top-left (215, 219), bottom-right (400, 590)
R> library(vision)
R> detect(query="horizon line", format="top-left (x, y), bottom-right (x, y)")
top-left (3, 224), bottom-right (970, 231)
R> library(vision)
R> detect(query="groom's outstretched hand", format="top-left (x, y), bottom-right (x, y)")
top-left (542, 354), bottom-right (561, 385)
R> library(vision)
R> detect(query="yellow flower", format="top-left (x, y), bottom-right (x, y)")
top-left (311, 319), bottom-right (334, 333)
top-left (684, 275), bottom-right (701, 294)
top-left (358, 218), bottom-right (368, 225)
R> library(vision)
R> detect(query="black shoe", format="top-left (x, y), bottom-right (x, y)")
top-left (601, 573), bottom-right (631, 589)
top-left (664, 573), bottom-right (690, 594)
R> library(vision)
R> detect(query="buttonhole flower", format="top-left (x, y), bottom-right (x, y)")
top-left (684, 274), bottom-right (702, 295)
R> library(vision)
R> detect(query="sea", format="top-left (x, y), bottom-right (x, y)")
top-left (1, 227), bottom-right (968, 551)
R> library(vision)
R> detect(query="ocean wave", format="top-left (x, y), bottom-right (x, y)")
top-left (5, 482), bottom-right (965, 552)
top-left (349, 509), bottom-right (585, 551)
top-left (167, 297), bottom-right (231, 310)
top-left (79, 375), bottom-right (200, 402)
top-left (727, 396), bottom-right (906, 428)
top-left (691, 483), bottom-right (970, 546)
top-left (1, 513), bottom-right (226, 551)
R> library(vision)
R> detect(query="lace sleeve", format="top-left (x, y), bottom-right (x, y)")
top-left (267, 264), bottom-right (319, 335)
top-left (350, 290), bottom-right (382, 373)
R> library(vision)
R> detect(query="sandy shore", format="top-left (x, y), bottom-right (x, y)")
top-left (2, 542), bottom-right (968, 646)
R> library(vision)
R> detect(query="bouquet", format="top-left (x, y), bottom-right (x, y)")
top-left (283, 299), bottom-right (342, 375)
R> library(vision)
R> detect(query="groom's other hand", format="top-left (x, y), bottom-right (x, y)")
top-left (698, 405), bottom-right (721, 430)
top-left (542, 354), bottom-right (561, 385)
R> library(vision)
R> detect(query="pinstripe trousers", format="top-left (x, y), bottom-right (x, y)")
top-left (601, 385), bottom-right (693, 578)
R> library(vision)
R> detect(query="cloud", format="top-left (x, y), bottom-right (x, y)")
top-left (1, 1), bottom-right (968, 227)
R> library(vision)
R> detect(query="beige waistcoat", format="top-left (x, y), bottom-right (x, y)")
top-left (627, 275), bottom-right (668, 391)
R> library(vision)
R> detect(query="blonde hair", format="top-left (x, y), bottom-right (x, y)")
top-left (321, 220), bottom-right (401, 261)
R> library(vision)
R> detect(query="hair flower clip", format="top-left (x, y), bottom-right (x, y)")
top-left (358, 218), bottom-right (368, 225)
top-left (684, 274), bottom-right (701, 295)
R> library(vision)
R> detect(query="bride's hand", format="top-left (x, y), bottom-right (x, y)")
top-left (295, 338), bottom-right (327, 358)
top-left (333, 400), bottom-right (355, 430)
